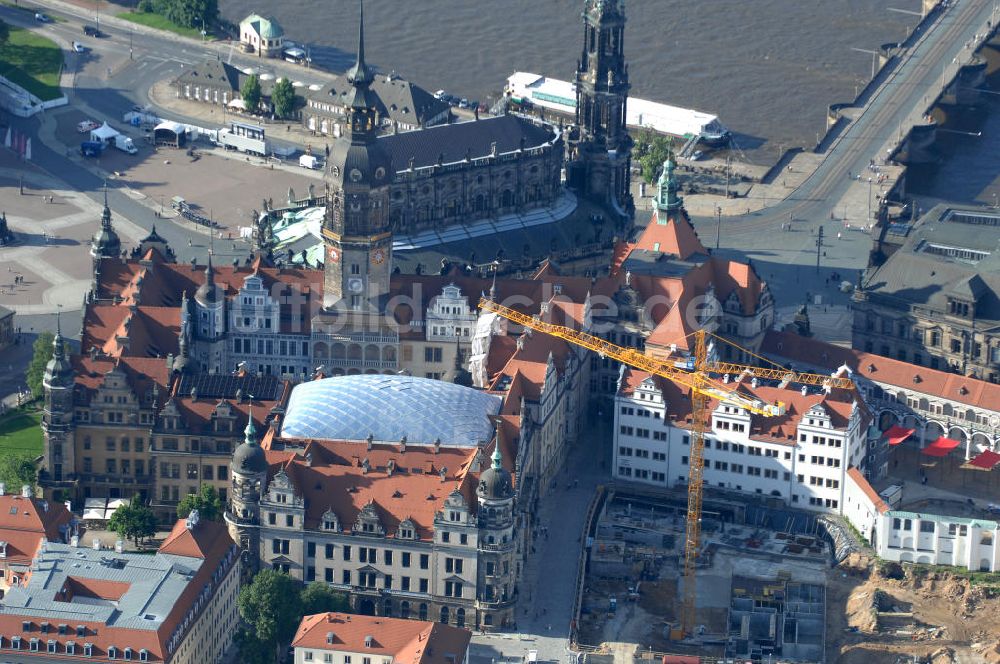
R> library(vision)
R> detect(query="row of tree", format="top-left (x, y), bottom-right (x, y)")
top-left (240, 74), bottom-right (298, 119)
top-left (136, 0), bottom-right (218, 31)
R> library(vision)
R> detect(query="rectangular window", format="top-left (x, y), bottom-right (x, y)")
top-left (402, 552), bottom-right (411, 567)
top-left (384, 550), bottom-right (393, 565)
top-left (419, 578), bottom-right (428, 592)
top-left (419, 553), bottom-right (429, 569)
top-left (343, 570), bottom-right (351, 585)
top-left (343, 545), bottom-right (352, 561)
top-left (402, 576), bottom-right (410, 591)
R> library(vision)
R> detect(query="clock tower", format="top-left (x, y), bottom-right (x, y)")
top-left (322, 0), bottom-right (394, 310)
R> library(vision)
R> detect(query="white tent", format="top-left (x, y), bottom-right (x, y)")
top-left (90, 121), bottom-right (119, 143)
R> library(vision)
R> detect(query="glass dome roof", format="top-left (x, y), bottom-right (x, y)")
top-left (280, 375), bottom-right (502, 447)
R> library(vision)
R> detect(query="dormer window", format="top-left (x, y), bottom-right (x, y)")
top-left (948, 299), bottom-right (971, 317)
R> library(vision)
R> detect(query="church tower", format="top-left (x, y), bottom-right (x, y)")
top-left (570, 0), bottom-right (633, 214)
top-left (90, 186), bottom-right (121, 297)
top-left (476, 443), bottom-right (517, 630)
top-left (226, 407), bottom-right (268, 578)
top-left (41, 311), bottom-right (76, 496)
top-left (322, 0), bottom-right (394, 310)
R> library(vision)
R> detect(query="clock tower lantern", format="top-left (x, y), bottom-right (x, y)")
top-left (322, 0), bottom-right (394, 310)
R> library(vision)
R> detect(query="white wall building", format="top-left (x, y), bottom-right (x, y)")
top-left (842, 469), bottom-right (1000, 571)
top-left (612, 368), bottom-right (867, 513)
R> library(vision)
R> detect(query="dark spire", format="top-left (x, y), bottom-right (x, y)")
top-left (346, 0), bottom-right (373, 87)
top-left (91, 181), bottom-right (121, 259)
top-left (101, 182), bottom-right (111, 230)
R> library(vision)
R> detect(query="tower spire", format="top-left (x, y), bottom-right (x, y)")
top-left (491, 442), bottom-right (502, 470)
top-left (244, 401), bottom-right (257, 446)
top-left (53, 306), bottom-right (64, 350)
top-left (656, 146), bottom-right (682, 213)
top-left (347, 0), bottom-right (372, 86)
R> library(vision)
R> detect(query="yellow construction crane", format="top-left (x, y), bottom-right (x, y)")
top-left (478, 297), bottom-right (853, 637)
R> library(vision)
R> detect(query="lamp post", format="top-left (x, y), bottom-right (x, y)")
top-left (715, 206), bottom-right (722, 250)
top-left (867, 176), bottom-right (874, 222)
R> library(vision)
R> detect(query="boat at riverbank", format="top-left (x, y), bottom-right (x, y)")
top-left (505, 72), bottom-right (730, 145)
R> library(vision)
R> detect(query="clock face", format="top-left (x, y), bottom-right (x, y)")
top-left (371, 248), bottom-right (386, 265)
top-left (349, 168), bottom-right (363, 183)
top-left (327, 246), bottom-right (340, 263)
top-left (375, 167), bottom-right (386, 181)
top-left (347, 278), bottom-right (364, 294)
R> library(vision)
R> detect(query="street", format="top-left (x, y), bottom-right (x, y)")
top-left (469, 413), bottom-right (611, 664)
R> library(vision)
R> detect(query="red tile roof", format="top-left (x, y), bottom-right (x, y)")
top-left (0, 493), bottom-right (77, 565)
top-left (633, 209), bottom-right (707, 260)
top-left (0, 518), bottom-right (235, 662)
top-left (762, 330), bottom-right (1000, 412)
top-left (263, 440), bottom-right (491, 540)
top-left (292, 613), bottom-right (471, 664)
top-left (629, 257), bottom-right (768, 350)
top-left (619, 368), bottom-right (860, 446)
top-left (847, 468), bottom-right (890, 514)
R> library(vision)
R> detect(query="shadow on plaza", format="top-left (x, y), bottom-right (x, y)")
top-left (17, 232), bottom-right (80, 247)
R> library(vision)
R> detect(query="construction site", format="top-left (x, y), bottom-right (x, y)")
top-left (574, 488), bottom-right (1000, 664)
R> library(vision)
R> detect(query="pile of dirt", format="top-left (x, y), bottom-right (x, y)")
top-left (828, 565), bottom-right (1000, 663)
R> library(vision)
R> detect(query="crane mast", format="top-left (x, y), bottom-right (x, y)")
top-left (477, 297), bottom-right (853, 637)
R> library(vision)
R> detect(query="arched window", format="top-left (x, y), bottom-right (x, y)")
top-left (440, 606), bottom-right (449, 624)
top-left (418, 603), bottom-right (428, 621)
top-left (456, 608), bottom-right (465, 627)
top-left (400, 601), bottom-right (410, 619)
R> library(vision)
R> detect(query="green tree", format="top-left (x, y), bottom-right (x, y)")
top-left (25, 332), bottom-right (55, 400)
top-left (635, 130), bottom-right (673, 186)
top-left (0, 20), bottom-right (10, 48)
top-left (0, 454), bottom-right (37, 493)
top-left (241, 74), bottom-right (261, 115)
top-left (233, 627), bottom-right (272, 664)
top-left (160, 0), bottom-right (217, 29)
top-left (177, 485), bottom-right (222, 521)
top-left (238, 569), bottom-right (303, 657)
top-left (300, 583), bottom-right (350, 616)
top-left (108, 496), bottom-right (157, 547)
top-left (271, 77), bottom-right (296, 119)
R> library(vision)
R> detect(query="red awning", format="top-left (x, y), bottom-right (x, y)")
top-left (884, 425), bottom-right (915, 446)
top-left (921, 436), bottom-right (961, 457)
top-left (968, 449), bottom-right (1000, 470)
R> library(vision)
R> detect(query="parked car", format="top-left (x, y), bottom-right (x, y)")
top-left (34, 12), bottom-right (51, 22)
top-left (72, 41), bottom-right (87, 53)
top-left (458, 98), bottom-right (470, 109)
top-left (77, 120), bottom-right (100, 133)
top-left (83, 25), bottom-right (103, 37)
top-left (433, 90), bottom-right (446, 99)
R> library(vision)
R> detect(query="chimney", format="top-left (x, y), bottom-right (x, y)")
top-left (751, 377), bottom-right (759, 389)
top-left (70, 535), bottom-right (79, 548)
top-left (433, 439), bottom-right (441, 454)
top-left (20, 485), bottom-right (30, 498)
top-left (366, 433), bottom-right (374, 451)
top-left (114, 540), bottom-right (124, 553)
top-left (800, 385), bottom-right (808, 396)
top-left (0, 482), bottom-right (6, 496)
top-left (722, 374), bottom-right (730, 384)
top-left (400, 435), bottom-right (407, 453)
top-left (439, 467), bottom-right (447, 482)
top-left (92, 538), bottom-right (101, 551)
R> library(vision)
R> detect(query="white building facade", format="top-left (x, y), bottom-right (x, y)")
top-left (612, 371), bottom-right (867, 513)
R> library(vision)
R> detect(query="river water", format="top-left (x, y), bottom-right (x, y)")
top-left (219, 0), bottom-right (919, 163)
